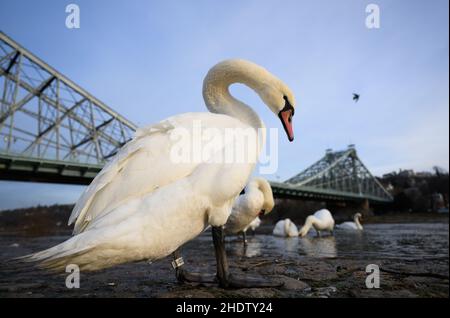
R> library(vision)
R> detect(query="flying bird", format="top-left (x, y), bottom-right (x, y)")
top-left (353, 93), bottom-right (360, 102)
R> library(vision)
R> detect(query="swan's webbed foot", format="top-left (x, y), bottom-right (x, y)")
top-left (175, 268), bottom-right (216, 284)
top-left (212, 226), bottom-right (284, 289)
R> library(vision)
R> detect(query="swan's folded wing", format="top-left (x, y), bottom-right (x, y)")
top-left (68, 118), bottom-right (181, 234)
top-left (68, 112), bottom-right (253, 234)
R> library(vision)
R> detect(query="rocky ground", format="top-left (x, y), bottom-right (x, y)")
top-left (0, 217), bottom-right (448, 298)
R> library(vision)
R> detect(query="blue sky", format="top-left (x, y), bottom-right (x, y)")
top-left (0, 0), bottom-right (448, 209)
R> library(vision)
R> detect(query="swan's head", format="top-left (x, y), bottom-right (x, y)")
top-left (203, 59), bottom-right (296, 142)
top-left (298, 226), bottom-right (310, 238)
top-left (249, 177), bottom-right (275, 217)
top-left (260, 199), bottom-right (275, 216)
top-left (259, 80), bottom-right (296, 142)
top-left (354, 213), bottom-right (363, 222)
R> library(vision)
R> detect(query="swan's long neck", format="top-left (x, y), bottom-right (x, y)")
top-left (253, 178), bottom-right (274, 211)
top-left (241, 186), bottom-right (260, 218)
top-left (202, 60), bottom-right (267, 132)
top-left (299, 217), bottom-right (314, 236)
top-left (283, 219), bottom-right (294, 234)
top-left (354, 215), bottom-right (363, 230)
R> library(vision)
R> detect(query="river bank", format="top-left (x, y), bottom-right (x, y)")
top-left (0, 221), bottom-right (448, 298)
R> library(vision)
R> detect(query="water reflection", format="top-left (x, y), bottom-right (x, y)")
top-left (272, 236), bottom-right (299, 254)
top-left (298, 236), bottom-right (337, 258)
top-left (227, 236), bottom-right (263, 258)
top-left (242, 240), bottom-right (262, 258)
top-left (224, 223), bottom-right (449, 261)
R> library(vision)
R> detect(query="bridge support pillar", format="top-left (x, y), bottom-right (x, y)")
top-left (326, 199), bottom-right (372, 219)
top-left (359, 198), bottom-right (372, 217)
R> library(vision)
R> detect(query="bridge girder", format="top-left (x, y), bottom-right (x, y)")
top-left (281, 146), bottom-right (393, 203)
top-left (0, 31), bottom-right (136, 181)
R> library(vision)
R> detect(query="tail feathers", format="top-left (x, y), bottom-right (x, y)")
top-left (40, 247), bottom-right (96, 272)
top-left (16, 238), bottom-right (98, 272)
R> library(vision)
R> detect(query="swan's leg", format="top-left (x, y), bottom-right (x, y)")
top-left (242, 231), bottom-right (248, 247)
top-left (242, 231), bottom-right (248, 254)
top-left (212, 226), bottom-right (283, 289)
top-left (211, 226), bottom-right (230, 288)
top-left (316, 230), bottom-right (321, 237)
top-left (172, 248), bottom-right (216, 284)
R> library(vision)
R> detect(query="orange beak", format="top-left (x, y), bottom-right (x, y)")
top-left (279, 108), bottom-right (294, 142)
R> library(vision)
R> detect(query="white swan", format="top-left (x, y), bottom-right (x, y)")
top-left (225, 177), bottom-right (274, 243)
top-left (336, 213), bottom-right (364, 230)
top-left (298, 209), bottom-right (335, 237)
top-left (22, 59), bottom-right (296, 288)
top-left (273, 218), bottom-right (299, 237)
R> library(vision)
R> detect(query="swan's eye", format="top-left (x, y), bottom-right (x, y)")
top-left (283, 95), bottom-right (291, 106)
top-left (283, 95), bottom-right (294, 117)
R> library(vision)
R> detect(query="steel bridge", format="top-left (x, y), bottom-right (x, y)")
top-left (271, 146), bottom-right (393, 203)
top-left (0, 32), bottom-right (392, 203)
top-left (0, 32), bottom-right (136, 184)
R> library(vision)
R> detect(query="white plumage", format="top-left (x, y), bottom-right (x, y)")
top-left (21, 59), bottom-right (296, 271)
top-left (298, 209), bottom-right (335, 237)
top-left (273, 218), bottom-right (299, 237)
top-left (336, 213), bottom-right (364, 230)
top-left (225, 177), bottom-right (274, 236)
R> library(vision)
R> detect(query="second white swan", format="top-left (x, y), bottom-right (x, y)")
top-left (273, 218), bottom-right (299, 237)
top-left (225, 177), bottom-right (274, 244)
top-left (298, 209), bottom-right (335, 237)
top-left (336, 213), bottom-right (364, 230)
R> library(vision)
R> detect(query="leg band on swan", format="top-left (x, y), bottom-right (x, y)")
top-left (171, 257), bottom-right (185, 269)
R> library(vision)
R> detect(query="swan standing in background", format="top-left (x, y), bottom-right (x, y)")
top-left (298, 209), bottom-right (335, 237)
top-left (21, 59), bottom-right (296, 288)
top-left (336, 213), bottom-right (364, 230)
top-left (273, 218), bottom-right (299, 237)
top-left (225, 177), bottom-right (274, 246)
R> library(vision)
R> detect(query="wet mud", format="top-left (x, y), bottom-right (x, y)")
top-left (0, 222), bottom-right (448, 298)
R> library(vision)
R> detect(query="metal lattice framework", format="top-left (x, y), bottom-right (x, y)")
top-left (276, 146), bottom-right (393, 203)
top-left (0, 32), bottom-right (136, 184)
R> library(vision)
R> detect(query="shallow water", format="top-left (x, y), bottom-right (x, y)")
top-left (0, 222), bottom-right (448, 298)
top-left (225, 223), bottom-right (449, 261)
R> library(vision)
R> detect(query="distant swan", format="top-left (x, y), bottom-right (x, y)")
top-left (336, 213), bottom-right (363, 230)
top-left (273, 218), bottom-right (299, 237)
top-left (298, 209), bottom-right (335, 237)
top-left (20, 59), bottom-right (296, 289)
top-left (225, 177), bottom-right (274, 244)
